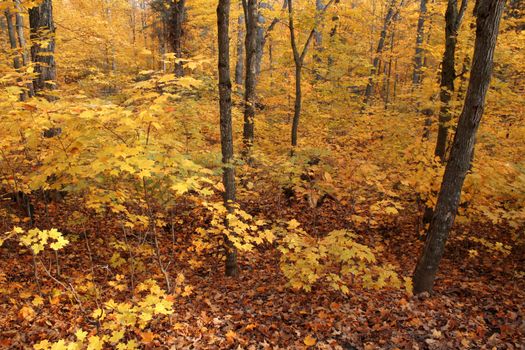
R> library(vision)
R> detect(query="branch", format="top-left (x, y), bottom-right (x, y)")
top-left (456, 0), bottom-right (468, 28)
top-left (298, 0), bottom-right (336, 63)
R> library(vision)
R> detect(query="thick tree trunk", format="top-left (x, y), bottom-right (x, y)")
top-left (170, 0), bottom-right (185, 77)
top-left (364, 0), bottom-right (400, 104)
top-left (413, 0), bottom-right (505, 294)
top-left (412, 0), bottom-right (427, 85)
top-left (29, 0), bottom-right (56, 95)
top-left (235, 13), bottom-right (244, 86)
top-left (434, 0), bottom-right (468, 162)
top-left (217, 0), bottom-right (239, 277)
top-left (242, 0), bottom-right (258, 155)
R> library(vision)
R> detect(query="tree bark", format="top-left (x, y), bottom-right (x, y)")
top-left (170, 0), bottom-right (185, 77)
top-left (434, 0), bottom-right (468, 162)
top-left (217, 0), bottom-right (239, 277)
top-left (4, 9), bottom-right (21, 70)
top-left (242, 0), bottom-right (258, 155)
top-left (412, 0), bottom-right (427, 85)
top-left (413, 0), bottom-right (505, 294)
top-left (235, 12), bottom-right (244, 86)
top-left (254, 4), bottom-right (266, 77)
top-left (29, 0), bottom-right (57, 95)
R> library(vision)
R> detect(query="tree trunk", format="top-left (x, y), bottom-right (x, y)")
top-left (29, 0), bottom-right (57, 95)
top-left (255, 5), bottom-right (265, 78)
top-left (384, 29), bottom-right (395, 109)
top-left (313, 0), bottom-right (324, 80)
top-left (413, 0), bottom-right (505, 294)
top-left (291, 64), bottom-right (302, 148)
top-left (170, 0), bottom-right (185, 77)
top-left (434, 0), bottom-right (468, 162)
top-left (364, 0), bottom-right (400, 104)
top-left (217, 0), bottom-right (239, 277)
top-left (235, 13), bottom-right (244, 86)
top-left (412, 0), bottom-right (427, 85)
top-left (4, 9), bottom-right (21, 70)
top-left (288, 0), bottom-right (334, 150)
top-left (242, 0), bottom-right (258, 155)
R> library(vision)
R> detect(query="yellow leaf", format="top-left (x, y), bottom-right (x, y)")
top-left (75, 329), bottom-right (88, 342)
top-left (303, 334), bottom-right (317, 346)
top-left (287, 219), bottom-right (301, 229)
top-left (32, 296), bottom-right (44, 306)
top-left (87, 335), bottom-right (104, 350)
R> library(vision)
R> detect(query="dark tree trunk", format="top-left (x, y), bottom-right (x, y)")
top-left (169, 0), bottom-right (185, 77)
top-left (4, 9), bottom-right (21, 70)
top-left (413, 0), bottom-right (505, 294)
top-left (291, 64), bottom-right (302, 148)
top-left (434, 0), bottom-right (468, 162)
top-left (242, 0), bottom-right (258, 155)
top-left (412, 0), bottom-right (427, 85)
top-left (217, 0), bottom-right (239, 277)
top-left (29, 0), bottom-right (56, 95)
top-left (364, 0), bottom-right (401, 104)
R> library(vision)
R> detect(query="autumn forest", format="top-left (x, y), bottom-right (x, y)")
top-left (0, 0), bottom-right (523, 348)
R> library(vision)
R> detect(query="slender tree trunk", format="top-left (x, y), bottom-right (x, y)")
top-left (170, 0), bottom-right (185, 77)
top-left (291, 64), bottom-right (302, 148)
top-left (235, 12), bottom-right (244, 86)
top-left (4, 9), bottom-right (21, 70)
top-left (29, 0), bottom-right (56, 96)
top-left (217, 0), bottom-right (239, 277)
top-left (412, 0), bottom-right (427, 85)
top-left (434, 0), bottom-right (468, 162)
top-left (413, 0), bottom-right (505, 294)
top-left (385, 29), bottom-right (395, 109)
top-left (364, 0), bottom-right (401, 104)
top-left (288, 0), bottom-right (334, 150)
top-left (313, 0), bottom-right (324, 80)
top-left (255, 5), bottom-right (265, 77)
top-left (15, 1), bottom-right (34, 98)
top-left (242, 0), bottom-right (258, 155)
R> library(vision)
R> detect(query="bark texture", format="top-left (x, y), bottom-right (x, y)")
top-left (235, 13), bottom-right (245, 86)
top-left (412, 0), bottom-right (427, 85)
top-left (169, 0), bottom-right (185, 77)
top-left (413, 0), bottom-right (505, 294)
top-left (217, 0), bottom-right (239, 277)
top-left (434, 0), bottom-right (468, 162)
top-left (4, 9), bottom-right (21, 70)
top-left (242, 0), bottom-right (258, 154)
top-left (29, 0), bottom-right (56, 94)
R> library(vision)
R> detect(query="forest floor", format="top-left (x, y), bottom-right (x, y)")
top-left (1, 186), bottom-right (524, 350)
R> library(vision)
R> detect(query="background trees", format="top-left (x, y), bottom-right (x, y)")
top-left (0, 0), bottom-right (524, 348)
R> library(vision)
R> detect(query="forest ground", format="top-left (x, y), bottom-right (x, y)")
top-left (1, 183), bottom-right (523, 349)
